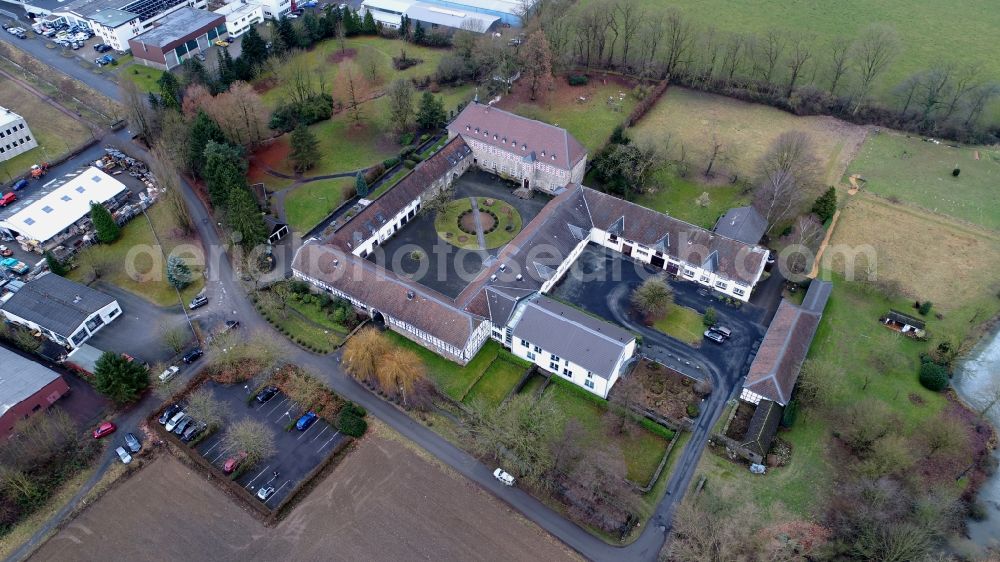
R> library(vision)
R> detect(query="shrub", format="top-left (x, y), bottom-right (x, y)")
top-left (382, 157), bottom-right (400, 168)
top-left (343, 401), bottom-right (367, 417)
top-left (952, 168), bottom-right (961, 177)
top-left (399, 132), bottom-right (414, 146)
top-left (337, 411), bottom-right (367, 437)
top-left (918, 301), bottom-right (933, 315)
top-left (919, 362), bottom-right (949, 391)
top-left (364, 163), bottom-right (386, 184)
top-left (781, 400), bottom-right (798, 427)
top-left (703, 306), bottom-right (717, 327)
top-left (567, 74), bottom-right (588, 86)
top-left (811, 186), bottom-right (838, 223)
top-left (686, 402), bottom-right (701, 418)
top-left (403, 159), bottom-right (417, 169)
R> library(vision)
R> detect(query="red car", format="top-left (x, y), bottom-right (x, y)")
top-left (92, 421), bottom-right (116, 439)
top-left (0, 192), bottom-right (15, 207)
top-left (223, 451), bottom-right (248, 474)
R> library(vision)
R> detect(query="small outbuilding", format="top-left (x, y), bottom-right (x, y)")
top-left (880, 310), bottom-right (926, 339)
top-left (714, 206), bottom-right (767, 245)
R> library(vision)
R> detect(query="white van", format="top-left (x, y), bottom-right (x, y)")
top-left (493, 468), bottom-right (515, 486)
top-left (159, 365), bottom-right (180, 383)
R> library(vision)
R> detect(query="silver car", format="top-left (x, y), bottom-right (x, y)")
top-left (115, 446), bottom-right (132, 464)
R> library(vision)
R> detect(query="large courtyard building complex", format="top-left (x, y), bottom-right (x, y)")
top-left (294, 104), bottom-right (767, 398)
top-left (0, 107), bottom-right (37, 163)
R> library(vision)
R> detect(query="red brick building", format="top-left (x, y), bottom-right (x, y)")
top-left (0, 346), bottom-right (70, 438)
top-left (128, 7), bottom-right (226, 70)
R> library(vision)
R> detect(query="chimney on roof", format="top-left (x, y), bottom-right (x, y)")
top-left (490, 274), bottom-right (497, 281)
top-left (499, 263), bottom-right (506, 271)
top-left (406, 290), bottom-right (415, 301)
top-left (515, 274), bottom-right (522, 281)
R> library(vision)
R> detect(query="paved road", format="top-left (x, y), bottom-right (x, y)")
top-left (0, 37), bottom-right (791, 562)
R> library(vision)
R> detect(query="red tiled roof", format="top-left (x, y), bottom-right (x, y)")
top-left (581, 188), bottom-right (767, 286)
top-left (447, 103), bottom-right (587, 171)
top-left (743, 281), bottom-right (832, 405)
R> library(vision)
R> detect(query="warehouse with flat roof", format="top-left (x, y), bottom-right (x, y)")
top-left (128, 7), bottom-right (227, 69)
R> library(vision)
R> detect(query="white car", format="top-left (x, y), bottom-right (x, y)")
top-left (115, 446), bottom-right (132, 464)
top-left (493, 468), bottom-right (515, 486)
top-left (257, 486), bottom-right (275, 501)
top-left (165, 410), bottom-right (186, 432)
top-left (159, 365), bottom-right (180, 383)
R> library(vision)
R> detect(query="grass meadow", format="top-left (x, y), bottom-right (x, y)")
top-left (845, 131), bottom-right (1000, 230)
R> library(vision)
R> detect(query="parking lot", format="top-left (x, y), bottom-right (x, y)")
top-left (189, 381), bottom-right (345, 509)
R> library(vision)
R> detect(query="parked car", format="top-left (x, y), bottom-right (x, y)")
top-left (173, 416), bottom-right (193, 435)
top-left (159, 365), bottom-right (180, 383)
top-left (214, 39), bottom-right (229, 47)
top-left (189, 295), bottom-right (208, 309)
top-left (164, 411), bottom-right (186, 432)
top-left (94, 54), bottom-right (115, 66)
top-left (0, 193), bottom-right (15, 207)
top-left (0, 245), bottom-right (12, 257)
top-left (225, 319), bottom-right (240, 330)
top-left (93, 421), bottom-right (116, 439)
top-left (115, 446), bottom-right (132, 464)
top-left (93, 43), bottom-right (111, 52)
top-left (194, 52), bottom-right (206, 61)
top-left (703, 330), bottom-right (725, 344)
top-left (223, 451), bottom-right (248, 474)
top-left (182, 348), bottom-right (203, 364)
top-left (493, 468), bottom-right (515, 486)
top-left (12, 179), bottom-right (28, 191)
top-left (159, 404), bottom-right (182, 424)
top-left (257, 486), bottom-right (275, 501)
top-left (124, 432), bottom-right (141, 453)
top-left (255, 385), bottom-right (278, 404)
top-left (1, 257), bottom-right (29, 274)
top-left (181, 422), bottom-right (205, 443)
top-left (709, 325), bottom-right (732, 339)
top-left (296, 411), bottom-right (318, 431)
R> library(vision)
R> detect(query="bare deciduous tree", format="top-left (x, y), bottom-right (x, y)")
top-left (784, 32), bottom-right (813, 97)
top-left (850, 24), bottom-right (899, 114)
top-left (752, 131), bottom-right (819, 232)
top-left (342, 327), bottom-right (390, 384)
top-left (186, 387), bottom-right (231, 429)
top-left (223, 419), bottom-right (276, 468)
top-left (119, 79), bottom-right (156, 144)
top-left (660, 6), bottom-right (693, 78)
top-left (759, 30), bottom-right (786, 83)
top-left (614, 0), bottom-right (642, 71)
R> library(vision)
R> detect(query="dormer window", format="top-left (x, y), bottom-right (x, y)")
top-left (521, 144), bottom-right (527, 150)
top-left (466, 125), bottom-right (470, 131)
top-left (540, 151), bottom-right (545, 157)
top-left (551, 155), bottom-right (556, 160)
top-left (502, 137), bottom-right (506, 143)
top-left (511, 140), bottom-right (516, 146)
top-left (475, 127), bottom-right (480, 133)
top-left (493, 134), bottom-right (498, 140)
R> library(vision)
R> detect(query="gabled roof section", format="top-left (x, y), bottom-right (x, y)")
top-left (0, 273), bottom-right (116, 338)
top-left (330, 137), bottom-right (471, 249)
top-left (292, 244), bottom-right (480, 352)
top-left (484, 285), bottom-right (535, 326)
top-left (740, 399), bottom-right (783, 457)
top-left (511, 296), bottom-right (634, 380)
top-left (742, 281), bottom-right (832, 405)
top-left (0, 346), bottom-right (63, 418)
top-left (447, 103), bottom-right (587, 171)
top-left (582, 187), bottom-right (767, 286)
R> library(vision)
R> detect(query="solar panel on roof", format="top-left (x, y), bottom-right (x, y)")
top-left (76, 186), bottom-right (86, 193)
top-left (23, 218), bottom-right (34, 225)
top-left (61, 195), bottom-right (72, 202)
top-left (42, 206), bottom-right (53, 213)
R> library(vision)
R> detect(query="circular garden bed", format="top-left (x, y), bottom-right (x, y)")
top-left (435, 197), bottom-right (523, 250)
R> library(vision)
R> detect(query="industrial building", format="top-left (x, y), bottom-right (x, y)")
top-left (0, 107), bottom-right (38, 164)
top-left (0, 345), bottom-right (70, 439)
top-left (360, 0), bottom-right (513, 32)
top-left (128, 7), bottom-right (227, 69)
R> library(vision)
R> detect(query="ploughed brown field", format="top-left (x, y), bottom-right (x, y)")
top-left (34, 434), bottom-right (578, 562)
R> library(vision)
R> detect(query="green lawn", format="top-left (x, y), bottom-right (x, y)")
top-left (434, 198), bottom-right (476, 249)
top-left (258, 303), bottom-right (342, 353)
top-left (844, 131), bottom-right (1000, 230)
top-left (574, 0), bottom-right (1000, 114)
top-left (0, 78), bottom-right (93, 184)
top-left (287, 296), bottom-right (350, 336)
top-left (463, 358), bottom-right (528, 409)
top-left (67, 203), bottom-right (204, 307)
top-left (653, 305), bottom-right (704, 346)
top-left (634, 166), bottom-right (749, 229)
top-left (544, 378), bottom-right (671, 483)
top-left (385, 331), bottom-right (500, 401)
top-left (500, 81), bottom-right (637, 153)
top-left (121, 63), bottom-right (163, 94)
top-left (283, 178), bottom-right (353, 233)
top-left (479, 199), bottom-right (522, 249)
top-left (419, 136), bottom-right (449, 159)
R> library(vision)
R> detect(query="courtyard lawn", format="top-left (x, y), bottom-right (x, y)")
top-left (369, 168), bottom-right (410, 199)
top-left (542, 378), bottom-right (671, 484)
top-left (287, 296), bottom-right (351, 336)
top-left (0, 78), bottom-right (93, 182)
top-left (283, 178), bottom-right (353, 233)
top-left (434, 198), bottom-right (476, 249)
top-left (479, 199), bottom-right (522, 249)
top-left (256, 299), bottom-right (343, 353)
top-left (844, 131), bottom-right (1000, 231)
top-left (634, 167), bottom-right (749, 229)
top-left (629, 87), bottom-right (866, 187)
top-left (385, 331), bottom-right (501, 401)
top-left (67, 203), bottom-right (204, 307)
top-left (653, 306), bottom-right (704, 346)
top-left (497, 77), bottom-right (638, 153)
top-left (462, 357), bottom-right (529, 409)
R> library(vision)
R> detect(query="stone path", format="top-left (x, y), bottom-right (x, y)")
top-left (469, 197), bottom-right (487, 250)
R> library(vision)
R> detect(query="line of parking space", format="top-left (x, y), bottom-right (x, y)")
top-left (190, 382), bottom-right (345, 508)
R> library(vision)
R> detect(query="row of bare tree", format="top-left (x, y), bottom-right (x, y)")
top-left (530, 0), bottom-right (1000, 142)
